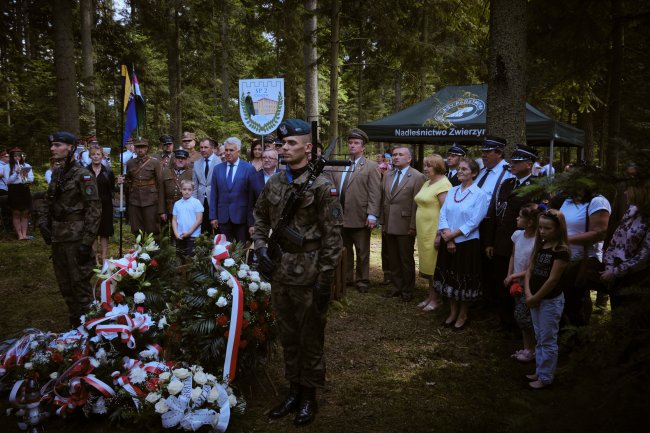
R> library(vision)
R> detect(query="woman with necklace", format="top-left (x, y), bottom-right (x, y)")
top-left (434, 157), bottom-right (489, 330)
top-left (414, 154), bottom-right (451, 311)
top-left (89, 145), bottom-right (115, 264)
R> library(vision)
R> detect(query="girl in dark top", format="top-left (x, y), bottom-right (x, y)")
top-left (89, 145), bottom-right (115, 264)
top-left (524, 209), bottom-right (570, 389)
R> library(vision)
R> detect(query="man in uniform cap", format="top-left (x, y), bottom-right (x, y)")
top-left (446, 143), bottom-right (467, 187)
top-left (483, 143), bottom-right (540, 332)
top-left (162, 148), bottom-right (193, 224)
top-left (253, 118), bottom-right (343, 426)
top-left (118, 138), bottom-right (165, 235)
top-left (38, 131), bottom-right (101, 327)
top-left (328, 127), bottom-right (381, 293)
top-left (181, 131), bottom-right (201, 168)
top-left (157, 134), bottom-right (176, 169)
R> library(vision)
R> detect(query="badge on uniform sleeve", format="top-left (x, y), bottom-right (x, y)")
top-left (330, 188), bottom-right (338, 197)
top-left (83, 175), bottom-right (96, 196)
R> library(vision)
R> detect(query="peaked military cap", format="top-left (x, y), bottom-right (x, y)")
top-left (160, 134), bottom-right (174, 145)
top-left (48, 131), bottom-right (77, 145)
top-left (276, 119), bottom-right (311, 140)
top-left (174, 148), bottom-right (189, 159)
top-left (448, 143), bottom-right (467, 156)
top-left (181, 131), bottom-right (196, 141)
top-left (511, 144), bottom-right (538, 161)
top-left (134, 138), bottom-right (149, 147)
top-left (347, 128), bottom-right (369, 144)
top-left (480, 135), bottom-right (507, 151)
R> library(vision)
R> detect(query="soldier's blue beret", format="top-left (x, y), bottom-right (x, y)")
top-left (481, 135), bottom-right (507, 151)
top-left (276, 119), bottom-right (311, 140)
top-left (174, 149), bottom-right (189, 159)
top-left (511, 144), bottom-right (538, 161)
top-left (48, 131), bottom-right (77, 145)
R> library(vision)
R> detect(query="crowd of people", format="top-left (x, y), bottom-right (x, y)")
top-left (1, 124), bottom-right (649, 406)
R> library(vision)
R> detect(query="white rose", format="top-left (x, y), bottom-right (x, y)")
top-left (206, 288), bottom-right (218, 298)
top-left (24, 362), bottom-right (33, 370)
top-left (216, 296), bottom-right (228, 308)
top-left (129, 366), bottom-right (147, 384)
top-left (249, 282), bottom-right (259, 293)
top-left (139, 350), bottom-right (153, 359)
top-left (249, 271), bottom-right (260, 282)
top-left (219, 271), bottom-right (231, 282)
top-left (49, 372), bottom-right (58, 380)
top-left (206, 386), bottom-right (218, 403)
top-left (239, 263), bottom-right (250, 271)
top-left (229, 394), bottom-right (237, 407)
top-left (134, 292), bottom-right (146, 304)
top-left (261, 282), bottom-right (272, 292)
top-left (159, 372), bottom-right (171, 382)
top-left (237, 270), bottom-right (247, 279)
top-left (145, 392), bottom-right (161, 404)
top-left (223, 258), bottom-right (235, 267)
top-left (167, 379), bottom-right (183, 396)
top-left (158, 316), bottom-right (168, 330)
top-left (139, 253), bottom-right (151, 261)
top-left (205, 373), bottom-right (217, 383)
top-left (193, 371), bottom-right (208, 385)
top-left (190, 387), bottom-right (203, 402)
top-left (173, 368), bottom-right (190, 380)
top-left (154, 399), bottom-right (169, 414)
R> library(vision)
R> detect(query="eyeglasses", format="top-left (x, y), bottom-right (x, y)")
top-left (262, 156), bottom-right (277, 161)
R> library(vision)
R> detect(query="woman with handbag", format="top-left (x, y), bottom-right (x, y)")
top-left (559, 180), bottom-right (611, 326)
top-left (601, 180), bottom-right (650, 309)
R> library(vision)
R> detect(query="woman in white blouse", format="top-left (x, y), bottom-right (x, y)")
top-left (434, 158), bottom-right (489, 330)
top-left (6, 147), bottom-right (34, 240)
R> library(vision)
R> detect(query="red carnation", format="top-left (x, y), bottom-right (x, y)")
top-left (129, 249), bottom-right (135, 254)
top-left (239, 339), bottom-right (248, 349)
top-left (71, 350), bottom-right (83, 361)
top-left (150, 259), bottom-right (159, 268)
top-left (136, 306), bottom-right (144, 313)
top-left (216, 315), bottom-right (228, 326)
top-left (249, 300), bottom-right (259, 312)
top-left (509, 282), bottom-right (524, 296)
top-left (113, 292), bottom-right (124, 303)
top-left (51, 352), bottom-right (64, 363)
top-left (145, 377), bottom-right (160, 391)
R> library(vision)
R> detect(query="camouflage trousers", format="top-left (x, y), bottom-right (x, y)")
top-left (271, 282), bottom-right (328, 388)
top-left (52, 241), bottom-right (95, 328)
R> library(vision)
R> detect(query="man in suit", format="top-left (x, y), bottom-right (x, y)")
top-left (209, 136), bottom-right (255, 243)
top-left (330, 128), bottom-right (381, 293)
top-left (193, 138), bottom-right (219, 234)
top-left (446, 143), bottom-right (466, 187)
top-left (252, 148), bottom-right (280, 200)
top-left (380, 146), bottom-right (426, 302)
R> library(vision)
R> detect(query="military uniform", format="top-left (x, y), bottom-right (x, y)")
top-left (253, 168), bottom-right (343, 388)
top-left (156, 150), bottom-right (175, 169)
top-left (125, 152), bottom-right (165, 235)
top-left (162, 166), bottom-right (192, 215)
top-left (38, 134), bottom-right (101, 327)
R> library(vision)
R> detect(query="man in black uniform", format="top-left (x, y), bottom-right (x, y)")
top-left (483, 144), bottom-right (539, 331)
top-left (445, 143), bottom-right (467, 187)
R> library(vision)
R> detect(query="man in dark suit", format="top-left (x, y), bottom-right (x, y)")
top-left (445, 143), bottom-right (466, 187)
top-left (252, 148), bottom-right (280, 200)
top-left (380, 146), bottom-right (426, 302)
top-left (329, 128), bottom-right (381, 293)
top-left (209, 136), bottom-right (255, 243)
top-left (193, 138), bottom-right (219, 233)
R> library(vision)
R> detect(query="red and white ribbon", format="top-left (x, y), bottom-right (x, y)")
top-left (96, 248), bottom-right (141, 305)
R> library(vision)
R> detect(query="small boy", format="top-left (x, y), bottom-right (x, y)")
top-left (172, 179), bottom-right (204, 257)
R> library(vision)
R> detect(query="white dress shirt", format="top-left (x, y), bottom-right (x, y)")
top-left (438, 183), bottom-right (489, 243)
top-left (476, 159), bottom-right (512, 199)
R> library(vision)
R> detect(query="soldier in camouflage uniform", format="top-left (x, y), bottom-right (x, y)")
top-left (253, 119), bottom-right (343, 427)
top-left (38, 131), bottom-right (101, 328)
top-left (118, 138), bottom-right (165, 235)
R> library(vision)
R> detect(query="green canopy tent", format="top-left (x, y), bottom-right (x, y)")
top-left (358, 84), bottom-right (584, 172)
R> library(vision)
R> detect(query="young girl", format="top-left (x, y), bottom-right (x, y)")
top-left (7, 147), bottom-right (34, 240)
top-left (504, 204), bottom-right (541, 362)
top-left (524, 209), bottom-right (570, 389)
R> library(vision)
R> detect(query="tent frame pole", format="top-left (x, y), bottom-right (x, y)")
top-left (549, 138), bottom-right (555, 177)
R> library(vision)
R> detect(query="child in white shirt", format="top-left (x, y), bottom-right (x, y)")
top-left (172, 179), bottom-right (204, 257)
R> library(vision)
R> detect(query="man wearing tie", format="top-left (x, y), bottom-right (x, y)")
top-left (209, 136), bottom-right (255, 243)
top-left (380, 146), bottom-right (426, 302)
top-left (330, 128), bottom-right (381, 293)
top-left (193, 138), bottom-right (219, 234)
top-left (252, 148), bottom-right (280, 200)
top-left (446, 143), bottom-right (466, 187)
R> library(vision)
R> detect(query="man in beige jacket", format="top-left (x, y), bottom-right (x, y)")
top-left (380, 146), bottom-right (426, 302)
top-left (329, 128), bottom-right (381, 293)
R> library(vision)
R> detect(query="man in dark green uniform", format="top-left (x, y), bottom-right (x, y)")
top-left (253, 119), bottom-right (343, 427)
top-left (38, 131), bottom-right (101, 328)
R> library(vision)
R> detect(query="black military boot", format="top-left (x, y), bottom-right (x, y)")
top-left (293, 386), bottom-right (318, 427)
top-left (268, 382), bottom-right (301, 419)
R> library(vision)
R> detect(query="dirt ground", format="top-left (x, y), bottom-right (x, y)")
top-left (0, 229), bottom-right (635, 433)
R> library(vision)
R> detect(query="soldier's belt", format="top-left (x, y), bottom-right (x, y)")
top-left (54, 213), bottom-right (84, 222)
top-left (279, 239), bottom-right (321, 254)
top-left (131, 179), bottom-right (156, 188)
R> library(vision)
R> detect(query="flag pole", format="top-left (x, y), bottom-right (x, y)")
top-left (118, 65), bottom-right (127, 257)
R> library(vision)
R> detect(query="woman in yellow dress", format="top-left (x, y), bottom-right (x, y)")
top-left (415, 154), bottom-right (452, 311)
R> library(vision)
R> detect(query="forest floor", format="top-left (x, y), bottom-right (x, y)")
top-left (0, 227), bottom-right (643, 433)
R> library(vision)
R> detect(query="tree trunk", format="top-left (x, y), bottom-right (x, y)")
top-left (394, 71), bottom-right (402, 112)
top-left (53, 0), bottom-right (80, 134)
top-left (303, 0), bottom-right (319, 123)
top-left (328, 0), bottom-right (340, 144)
top-left (606, 0), bottom-right (623, 173)
top-left (80, 0), bottom-right (96, 135)
top-left (220, 0), bottom-right (230, 120)
top-left (167, 0), bottom-right (182, 141)
top-left (486, 0), bottom-right (527, 155)
top-left (578, 111), bottom-right (594, 163)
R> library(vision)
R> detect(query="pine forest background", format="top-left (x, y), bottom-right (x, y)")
top-left (1, 0), bottom-right (649, 171)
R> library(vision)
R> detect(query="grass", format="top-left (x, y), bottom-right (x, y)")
top-left (0, 227), bottom-right (645, 432)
